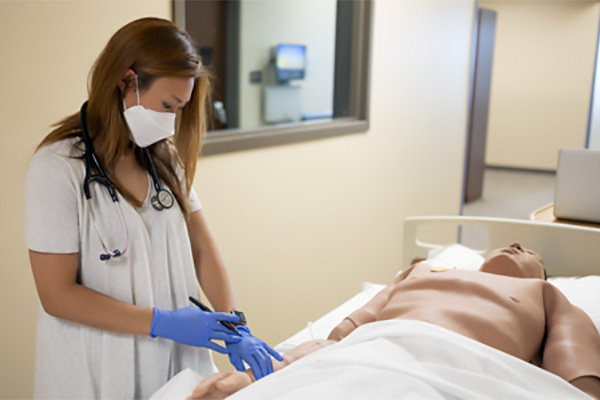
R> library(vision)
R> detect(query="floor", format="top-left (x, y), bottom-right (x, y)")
top-left (460, 167), bottom-right (556, 249)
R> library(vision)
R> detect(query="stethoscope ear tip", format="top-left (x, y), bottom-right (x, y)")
top-left (99, 249), bottom-right (122, 262)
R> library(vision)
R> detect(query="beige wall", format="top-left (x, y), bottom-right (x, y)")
top-left (482, 0), bottom-right (600, 170)
top-left (0, 2), bottom-right (171, 398)
top-left (198, 0), bottom-right (476, 375)
top-left (0, 0), bottom-right (474, 397)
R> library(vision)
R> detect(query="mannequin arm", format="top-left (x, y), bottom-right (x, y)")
top-left (571, 376), bottom-right (600, 400)
top-left (188, 339), bottom-right (336, 400)
top-left (542, 283), bottom-right (600, 397)
top-left (328, 265), bottom-right (416, 341)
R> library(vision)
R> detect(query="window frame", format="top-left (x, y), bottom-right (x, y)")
top-left (173, 0), bottom-right (373, 156)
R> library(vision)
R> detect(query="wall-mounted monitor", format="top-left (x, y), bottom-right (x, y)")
top-left (275, 44), bottom-right (306, 84)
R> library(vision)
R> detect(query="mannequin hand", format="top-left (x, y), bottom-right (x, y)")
top-left (226, 326), bottom-right (284, 380)
top-left (188, 370), bottom-right (253, 400)
top-left (150, 306), bottom-right (241, 353)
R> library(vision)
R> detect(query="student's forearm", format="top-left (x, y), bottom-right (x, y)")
top-left (30, 251), bottom-right (154, 335)
top-left (41, 282), bottom-right (154, 335)
top-left (197, 249), bottom-right (237, 312)
top-left (187, 210), bottom-right (237, 312)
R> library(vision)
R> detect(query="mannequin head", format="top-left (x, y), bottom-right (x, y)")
top-left (479, 242), bottom-right (545, 279)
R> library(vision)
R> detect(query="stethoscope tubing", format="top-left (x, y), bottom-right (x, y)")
top-left (79, 101), bottom-right (174, 260)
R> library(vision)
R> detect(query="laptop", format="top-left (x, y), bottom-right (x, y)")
top-left (554, 148), bottom-right (600, 223)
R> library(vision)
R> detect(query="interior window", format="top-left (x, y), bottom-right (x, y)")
top-left (173, 0), bottom-right (373, 155)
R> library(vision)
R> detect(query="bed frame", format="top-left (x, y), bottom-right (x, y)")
top-left (403, 216), bottom-right (600, 277)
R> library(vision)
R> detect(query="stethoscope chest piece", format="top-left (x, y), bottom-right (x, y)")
top-left (144, 148), bottom-right (175, 211)
top-left (151, 189), bottom-right (174, 211)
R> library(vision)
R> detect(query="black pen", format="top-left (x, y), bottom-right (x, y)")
top-left (188, 296), bottom-right (240, 334)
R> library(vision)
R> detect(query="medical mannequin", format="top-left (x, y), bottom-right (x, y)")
top-left (189, 243), bottom-right (600, 400)
top-left (25, 17), bottom-right (279, 399)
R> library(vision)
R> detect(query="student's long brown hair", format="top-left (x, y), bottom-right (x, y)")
top-left (38, 17), bottom-right (209, 214)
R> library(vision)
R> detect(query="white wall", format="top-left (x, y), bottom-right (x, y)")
top-left (481, 1), bottom-right (600, 170)
top-left (589, 35), bottom-right (600, 150)
top-left (0, 0), bottom-right (475, 397)
top-left (238, 0), bottom-right (337, 128)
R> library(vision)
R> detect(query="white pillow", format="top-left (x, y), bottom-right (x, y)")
top-left (426, 243), bottom-right (485, 271)
top-left (425, 243), bottom-right (600, 333)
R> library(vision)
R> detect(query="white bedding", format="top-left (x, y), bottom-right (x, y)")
top-left (228, 320), bottom-right (590, 399)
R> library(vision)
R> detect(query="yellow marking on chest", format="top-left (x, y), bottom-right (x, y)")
top-left (430, 267), bottom-right (447, 272)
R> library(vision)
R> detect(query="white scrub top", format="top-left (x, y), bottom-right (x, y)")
top-left (25, 138), bottom-right (218, 399)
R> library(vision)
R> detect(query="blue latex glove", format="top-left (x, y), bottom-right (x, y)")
top-left (150, 306), bottom-right (241, 353)
top-left (226, 326), bottom-right (284, 380)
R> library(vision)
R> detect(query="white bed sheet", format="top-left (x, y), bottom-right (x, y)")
top-left (153, 320), bottom-right (591, 400)
top-left (233, 320), bottom-right (590, 399)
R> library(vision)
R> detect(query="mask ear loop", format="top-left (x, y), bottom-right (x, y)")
top-left (134, 73), bottom-right (140, 105)
top-left (122, 73), bottom-right (141, 110)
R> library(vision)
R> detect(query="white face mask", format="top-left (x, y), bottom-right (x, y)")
top-left (123, 74), bottom-right (176, 148)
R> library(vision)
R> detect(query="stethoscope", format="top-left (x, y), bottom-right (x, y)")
top-left (79, 101), bottom-right (175, 261)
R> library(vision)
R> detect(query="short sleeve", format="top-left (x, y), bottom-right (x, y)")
top-left (188, 187), bottom-right (202, 213)
top-left (25, 147), bottom-right (80, 253)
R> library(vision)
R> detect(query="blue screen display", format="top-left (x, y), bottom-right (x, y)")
top-left (276, 44), bottom-right (306, 82)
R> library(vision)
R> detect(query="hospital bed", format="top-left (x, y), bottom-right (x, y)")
top-left (152, 216), bottom-right (600, 399)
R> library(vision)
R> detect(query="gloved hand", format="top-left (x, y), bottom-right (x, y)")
top-left (150, 306), bottom-right (241, 353)
top-left (225, 326), bottom-right (284, 380)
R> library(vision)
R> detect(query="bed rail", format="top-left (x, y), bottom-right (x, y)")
top-left (403, 216), bottom-right (600, 277)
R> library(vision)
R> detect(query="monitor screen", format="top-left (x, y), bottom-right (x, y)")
top-left (275, 44), bottom-right (306, 83)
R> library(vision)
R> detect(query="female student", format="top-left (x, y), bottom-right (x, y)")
top-left (25, 17), bottom-right (280, 399)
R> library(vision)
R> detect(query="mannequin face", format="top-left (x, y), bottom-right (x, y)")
top-left (479, 242), bottom-right (545, 279)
